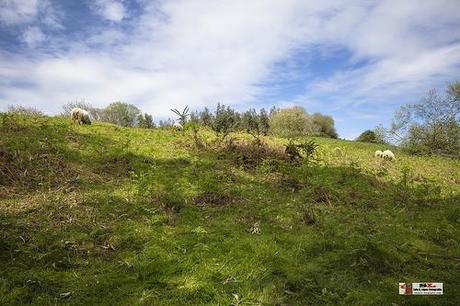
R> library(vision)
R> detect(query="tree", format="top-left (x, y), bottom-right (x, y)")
top-left (212, 103), bottom-right (238, 138)
top-left (259, 108), bottom-right (270, 136)
top-left (103, 102), bottom-right (141, 127)
top-left (199, 107), bottom-right (213, 126)
top-left (356, 130), bottom-right (381, 143)
top-left (386, 82), bottom-right (460, 155)
top-left (311, 113), bottom-right (338, 138)
top-left (137, 113), bottom-right (155, 129)
top-left (270, 106), bottom-right (319, 138)
top-left (240, 108), bottom-right (270, 139)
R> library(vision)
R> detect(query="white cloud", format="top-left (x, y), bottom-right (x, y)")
top-left (0, 0), bottom-right (39, 25)
top-left (93, 0), bottom-right (126, 22)
top-left (22, 26), bottom-right (46, 47)
top-left (0, 0), bottom-right (460, 132)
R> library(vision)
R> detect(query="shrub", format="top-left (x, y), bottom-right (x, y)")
top-left (270, 107), bottom-right (319, 138)
top-left (356, 130), bottom-right (383, 143)
top-left (311, 113), bottom-right (338, 138)
top-left (103, 102), bottom-right (141, 127)
top-left (212, 103), bottom-right (239, 139)
top-left (284, 139), bottom-right (319, 162)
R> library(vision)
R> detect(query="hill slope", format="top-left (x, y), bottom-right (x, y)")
top-left (1, 114), bottom-right (459, 305)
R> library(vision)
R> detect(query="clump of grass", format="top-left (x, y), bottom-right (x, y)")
top-left (301, 207), bottom-right (318, 225)
top-left (151, 191), bottom-right (184, 225)
top-left (312, 186), bottom-right (333, 205)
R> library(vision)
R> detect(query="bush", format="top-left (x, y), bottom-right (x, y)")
top-left (356, 130), bottom-right (383, 143)
top-left (270, 107), bottom-right (319, 138)
top-left (103, 102), bottom-right (141, 127)
top-left (311, 113), bottom-right (338, 138)
top-left (284, 139), bottom-right (319, 162)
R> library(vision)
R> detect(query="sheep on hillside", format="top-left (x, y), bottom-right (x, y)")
top-left (374, 150), bottom-right (383, 158)
top-left (333, 147), bottom-right (344, 156)
top-left (70, 108), bottom-right (91, 125)
top-left (173, 121), bottom-right (183, 130)
top-left (382, 150), bottom-right (396, 160)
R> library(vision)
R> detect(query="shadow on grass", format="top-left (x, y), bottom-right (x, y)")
top-left (1, 116), bottom-right (459, 305)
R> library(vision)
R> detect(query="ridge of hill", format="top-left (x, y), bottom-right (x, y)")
top-left (1, 114), bottom-right (459, 305)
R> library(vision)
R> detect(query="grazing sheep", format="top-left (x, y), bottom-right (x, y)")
top-left (173, 121), bottom-right (183, 130)
top-left (70, 107), bottom-right (91, 125)
top-left (333, 147), bottom-right (343, 156)
top-left (382, 150), bottom-right (396, 160)
top-left (374, 150), bottom-right (383, 158)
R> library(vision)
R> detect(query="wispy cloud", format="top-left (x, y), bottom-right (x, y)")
top-left (93, 0), bottom-right (126, 22)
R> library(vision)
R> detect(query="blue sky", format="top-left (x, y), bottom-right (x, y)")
top-left (1, 0), bottom-right (460, 139)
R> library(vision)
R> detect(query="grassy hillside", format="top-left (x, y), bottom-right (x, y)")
top-left (1, 114), bottom-right (459, 305)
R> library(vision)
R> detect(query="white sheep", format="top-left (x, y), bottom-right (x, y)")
top-left (70, 107), bottom-right (91, 125)
top-left (333, 147), bottom-right (343, 156)
top-left (382, 150), bottom-right (396, 160)
top-left (374, 150), bottom-right (383, 158)
top-left (173, 121), bottom-right (183, 130)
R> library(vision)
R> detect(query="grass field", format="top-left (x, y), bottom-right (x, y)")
top-left (1, 114), bottom-right (459, 305)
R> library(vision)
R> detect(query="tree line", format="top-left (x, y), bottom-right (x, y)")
top-left (59, 101), bottom-right (338, 139)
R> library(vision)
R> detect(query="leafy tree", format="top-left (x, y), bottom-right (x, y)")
top-left (212, 103), bottom-right (238, 138)
top-left (355, 130), bottom-right (382, 143)
top-left (385, 81), bottom-right (460, 155)
top-left (270, 106), bottom-right (319, 138)
top-left (137, 113), bottom-right (155, 129)
top-left (240, 108), bottom-right (270, 139)
top-left (311, 113), bottom-right (338, 138)
top-left (259, 108), bottom-right (270, 136)
top-left (103, 102), bottom-right (141, 127)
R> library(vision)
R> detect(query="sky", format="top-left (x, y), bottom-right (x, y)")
top-left (1, 0), bottom-right (460, 139)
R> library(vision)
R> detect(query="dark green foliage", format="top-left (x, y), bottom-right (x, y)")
top-left (211, 103), bottom-right (239, 138)
top-left (356, 129), bottom-right (382, 143)
top-left (311, 113), bottom-right (338, 138)
top-left (199, 107), bottom-right (213, 126)
top-left (240, 108), bottom-right (270, 139)
top-left (284, 139), bottom-right (319, 162)
top-left (137, 113), bottom-right (155, 129)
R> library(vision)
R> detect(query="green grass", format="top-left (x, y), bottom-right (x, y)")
top-left (1, 114), bottom-right (459, 305)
